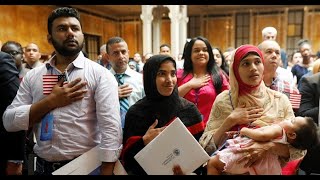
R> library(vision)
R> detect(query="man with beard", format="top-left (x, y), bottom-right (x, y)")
top-left (3, 7), bottom-right (122, 175)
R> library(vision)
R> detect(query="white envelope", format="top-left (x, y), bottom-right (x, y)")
top-left (134, 117), bottom-right (210, 175)
top-left (52, 145), bottom-right (127, 175)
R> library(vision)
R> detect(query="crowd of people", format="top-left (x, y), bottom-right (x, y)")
top-left (1, 6), bottom-right (320, 176)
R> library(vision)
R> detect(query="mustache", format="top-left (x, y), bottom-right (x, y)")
top-left (64, 39), bottom-right (78, 45)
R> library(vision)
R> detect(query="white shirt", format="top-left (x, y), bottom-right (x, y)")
top-left (276, 67), bottom-right (294, 85)
top-left (110, 67), bottom-right (145, 107)
top-left (3, 52), bottom-right (122, 162)
top-left (137, 61), bottom-right (144, 73)
top-left (176, 59), bottom-right (184, 70)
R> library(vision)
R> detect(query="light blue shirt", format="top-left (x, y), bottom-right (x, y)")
top-left (3, 52), bottom-right (122, 162)
top-left (110, 67), bottom-right (145, 108)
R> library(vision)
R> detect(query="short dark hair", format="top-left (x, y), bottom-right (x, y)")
top-left (47, 7), bottom-right (81, 35)
top-left (106, 37), bottom-right (125, 54)
top-left (160, 44), bottom-right (171, 50)
top-left (1, 41), bottom-right (23, 54)
top-left (291, 117), bottom-right (319, 150)
top-left (297, 39), bottom-right (311, 50)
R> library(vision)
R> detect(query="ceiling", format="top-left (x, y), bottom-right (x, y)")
top-left (69, 5), bottom-right (308, 20)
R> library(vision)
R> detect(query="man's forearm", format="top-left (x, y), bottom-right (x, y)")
top-left (29, 96), bottom-right (56, 127)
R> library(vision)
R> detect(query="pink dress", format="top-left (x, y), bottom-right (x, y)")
top-left (217, 127), bottom-right (288, 175)
top-left (177, 69), bottom-right (229, 125)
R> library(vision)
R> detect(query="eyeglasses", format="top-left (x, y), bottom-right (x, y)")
top-left (7, 50), bottom-right (22, 56)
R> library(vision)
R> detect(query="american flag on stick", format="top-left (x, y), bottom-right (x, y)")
top-left (283, 91), bottom-right (301, 110)
top-left (275, 80), bottom-right (301, 110)
top-left (289, 93), bottom-right (301, 110)
top-left (43, 74), bottom-right (66, 95)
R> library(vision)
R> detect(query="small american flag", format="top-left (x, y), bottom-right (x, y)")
top-left (272, 80), bottom-right (301, 110)
top-left (289, 93), bottom-right (301, 110)
top-left (43, 74), bottom-right (66, 95)
top-left (283, 91), bottom-right (301, 110)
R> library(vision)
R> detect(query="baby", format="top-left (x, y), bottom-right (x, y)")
top-left (207, 116), bottom-right (318, 175)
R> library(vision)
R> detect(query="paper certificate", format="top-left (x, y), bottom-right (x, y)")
top-left (52, 145), bottom-right (127, 175)
top-left (134, 117), bottom-right (210, 175)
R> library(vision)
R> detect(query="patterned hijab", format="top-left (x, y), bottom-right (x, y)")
top-left (229, 45), bottom-right (277, 113)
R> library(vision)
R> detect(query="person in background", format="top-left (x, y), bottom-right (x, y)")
top-left (258, 40), bottom-right (300, 113)
top-left (143, 52), bottom-right (153, 63)
top-left (223, 47), bottom-right (235, 66)
top-left (176, 53), bottom-right (184, 70)
top-left (177, 36), bottom-right (230, 125)
top-left (287, 51), bottom-right (302, 72)
top-left (292, 39), bottom-right (313, 85)
top-left (176, 40), bottom-right (190, 70)
top-left (128, 59), bottom-right (137, 71)
top-left (297, 70), bottom-right (320, 175)
top-left (133, 52), bottom-right (144, 73)
top-left (1, 41), bottom-right (27, 80)
top-left (97, 44), bottom-right (111, 70)
top-left (297, 59), bottom-right (320, 89)
top-left (0, 52), bottom-right (26, 175)
top-left (21, 43), bottom-right (43, 77)
top-left (159, 44), bottom-right (171, 56)
top-left (3, 7), bottom-right (122, 175)
top-left (120, 55), bottom-right (205, 175)
top-left (199, 44), bottom-right (305, 175)
top-left (1, 41), bottom-right (34, 175)
top-left (261, 26), bottom-right (287, 69)
top-left (212, 47), bottom-right (229, 78)
top-left (106, 37), bottom-right (145, 129)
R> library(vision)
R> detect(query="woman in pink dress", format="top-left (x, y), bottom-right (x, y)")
top-left (177, 36), bottom-right (230, 125)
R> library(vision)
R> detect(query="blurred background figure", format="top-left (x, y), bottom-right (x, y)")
top-left (133, 52), bottom-right (144, 73)
top-left (143, 52), bottom-right (153, 63)
top-left (1, 41), bottom-right (26, 80)
top-left (21, 43), bottom-right (43, 77)
top-left (128, 59), bottom-right (137, 71)
top-left (212, 47), bottom-right (229, 78)
top-left (97, 44), bottom-right (112, 70)
top-left (223, 47), bottom-right (235, 66)
top-left (262, 26), bottom-right (287, 69)
top-left (159, 44), bottom-right (171, 56)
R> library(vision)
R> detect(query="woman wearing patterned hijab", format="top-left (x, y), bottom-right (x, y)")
top-left (121, 54), bottom-right (205, 175)
top-left (199, 45), bottom-right (305, 174)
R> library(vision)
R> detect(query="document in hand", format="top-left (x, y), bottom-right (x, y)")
top-left (52, 145), bottom-right (127, 175)
top-left (134, 117), bottom-right (210, 175)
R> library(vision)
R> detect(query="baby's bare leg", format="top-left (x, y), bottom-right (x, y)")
top-left (207, 155), bottom-right (225, 175)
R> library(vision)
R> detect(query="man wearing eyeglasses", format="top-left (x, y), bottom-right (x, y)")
top-left (1, 41), bottom-right (27, 80)
top-left (0, 51), bottom-right (25, 175)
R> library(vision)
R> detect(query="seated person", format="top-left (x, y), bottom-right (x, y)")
top-left (207, 116), bottom-right (318, 175)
